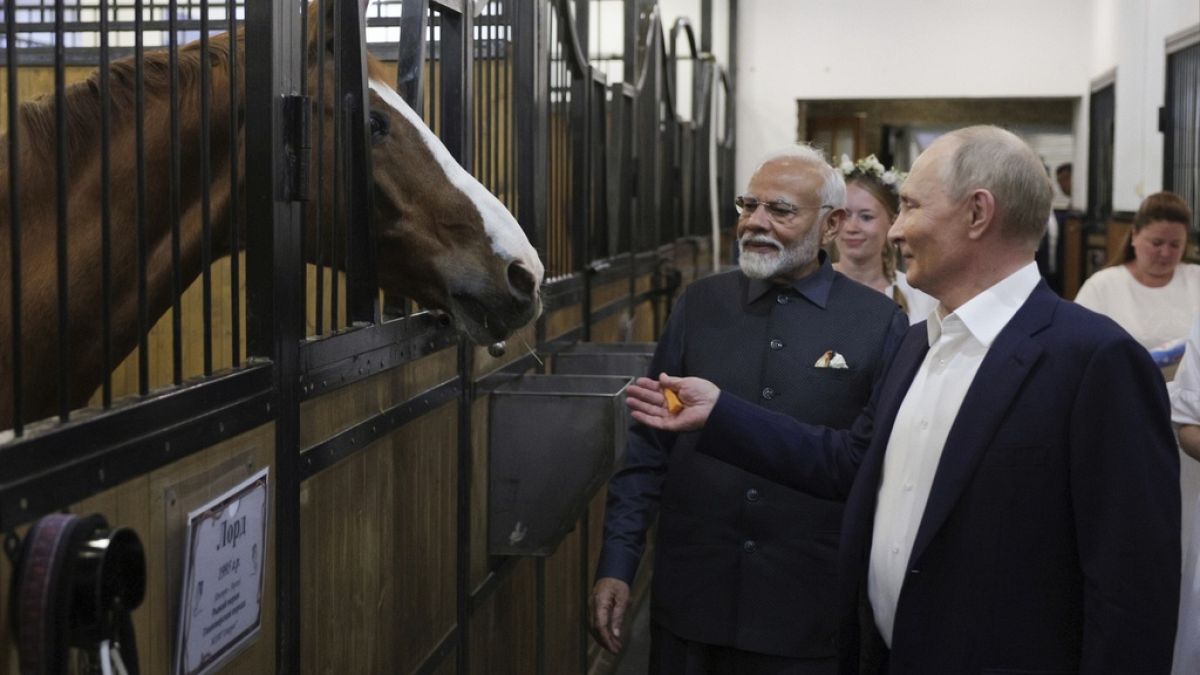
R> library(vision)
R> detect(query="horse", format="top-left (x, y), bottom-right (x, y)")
top-left (0, 0), bottom-right (544, 432)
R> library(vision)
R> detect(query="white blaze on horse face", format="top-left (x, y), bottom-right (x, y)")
top-left (367, 80), bottom-right (545, 286)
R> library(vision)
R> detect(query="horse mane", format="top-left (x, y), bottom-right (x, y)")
top-left (13, 31), bottom-right (241, 170)
top-left (13, 25), bottom-right (392, 170)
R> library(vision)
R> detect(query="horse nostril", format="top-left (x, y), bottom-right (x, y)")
top-left (507, 261), bottom-right (537, 299)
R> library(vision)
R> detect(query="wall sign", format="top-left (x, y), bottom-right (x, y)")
top-left (174, 468), bottom-right (269, 675)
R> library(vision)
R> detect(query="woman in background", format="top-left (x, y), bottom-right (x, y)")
top-left (832, 155), bottom-right (937, 320)
top-left (1074, 191), bottom-right (1200, 357)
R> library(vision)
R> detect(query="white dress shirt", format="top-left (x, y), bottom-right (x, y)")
top-left (868, 262), bottom-right (1042, 647)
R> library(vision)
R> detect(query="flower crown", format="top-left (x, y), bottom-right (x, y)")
top-left (838, 154), bottom-right (906, 189)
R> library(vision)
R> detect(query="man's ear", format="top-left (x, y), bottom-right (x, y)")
top-left (823, 207), bottom-right (846, 242)
top-left (965, 189), bottom-right (996, 240)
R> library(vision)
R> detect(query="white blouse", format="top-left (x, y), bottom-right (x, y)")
top-left (1074, 263), bottom-right (1200, 351)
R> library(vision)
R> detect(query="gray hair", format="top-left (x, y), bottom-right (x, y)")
top-left (752, 144), bottom-right (847, 209)
top-left (941, 126), bottom-right (1053, 248)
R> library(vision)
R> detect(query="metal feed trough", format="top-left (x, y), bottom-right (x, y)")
top-left (551, 341), bottom-right (657, 379)
top-left (488, 374), bottom-right (631, 556)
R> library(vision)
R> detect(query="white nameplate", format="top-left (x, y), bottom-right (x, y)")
top-left (174, 468), bottom-right (269, 675)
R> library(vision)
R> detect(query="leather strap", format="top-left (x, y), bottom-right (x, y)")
top-left (14, 513), bottom-right (107, 675)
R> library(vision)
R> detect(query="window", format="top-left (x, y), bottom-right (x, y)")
top-left (1164, 38), bottom-right (1199, 229)
top-left (1087, 82), bottom-right (1115, 224)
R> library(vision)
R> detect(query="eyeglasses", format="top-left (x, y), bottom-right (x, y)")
top-left (735, 195), bottom-right (833, 221)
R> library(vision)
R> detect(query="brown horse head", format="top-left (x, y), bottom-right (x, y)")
top-left (308, 0), bottom-right (543, 344)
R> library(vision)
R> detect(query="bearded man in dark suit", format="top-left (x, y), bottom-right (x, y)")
top-left (590, 145), bottom-right (908, 674)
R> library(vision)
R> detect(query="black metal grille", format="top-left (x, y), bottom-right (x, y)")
top-left (1087, 83), bottom-right (1115, 224)
top-left (1164, 41), bottom-right (1199, 229)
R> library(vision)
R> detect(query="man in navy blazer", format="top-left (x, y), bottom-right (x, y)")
top-left (627, 126), bottom-right (1181, 674)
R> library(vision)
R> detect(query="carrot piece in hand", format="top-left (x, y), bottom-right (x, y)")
top-left (663, 388), bottom-right (684, 415)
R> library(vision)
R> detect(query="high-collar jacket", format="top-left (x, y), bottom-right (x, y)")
top-left (596, 261), bottom-right (908, 659)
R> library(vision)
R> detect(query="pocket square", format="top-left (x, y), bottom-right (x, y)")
top-left (814, 350), bottom-right (849, 369)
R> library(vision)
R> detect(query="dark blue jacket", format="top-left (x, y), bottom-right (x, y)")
top-left (596, 258), bottom-right (907, 659)
top-left (699, 282), bottom-right (1181, 674)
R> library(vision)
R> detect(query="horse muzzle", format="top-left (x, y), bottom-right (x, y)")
top-left (449, 262), bottom-right (541, 344)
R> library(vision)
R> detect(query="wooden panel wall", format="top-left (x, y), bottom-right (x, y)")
top-left (299, 348), bottom-right (459, 675)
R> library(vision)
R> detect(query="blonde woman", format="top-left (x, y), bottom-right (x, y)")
top-left (832, 155), bottom-right (937, 320)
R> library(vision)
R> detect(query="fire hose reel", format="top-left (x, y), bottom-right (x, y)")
top-left (6, 512), bottom-right (146, 675)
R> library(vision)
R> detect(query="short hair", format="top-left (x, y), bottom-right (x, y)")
top-left (941, 126), bottom-right (1053, 247)
top-left (752, 144), bottom-right (847, 209)
top-left (1111, 191), bottom-right (1194, 264)
top-left (1055, 162), bottom-right (1072, 176)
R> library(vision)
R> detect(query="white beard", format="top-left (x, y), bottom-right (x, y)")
top-left (738, 232), bottom-right (820, 280)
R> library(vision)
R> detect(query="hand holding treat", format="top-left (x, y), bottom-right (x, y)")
top-left (625, 373), bottom-right (720, 432)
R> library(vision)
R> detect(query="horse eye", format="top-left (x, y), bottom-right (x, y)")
top-left (369, 110), bottom-right (390, 141)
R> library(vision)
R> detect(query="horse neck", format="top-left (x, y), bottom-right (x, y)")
top-left (0, 32), bottom-right (247, 422)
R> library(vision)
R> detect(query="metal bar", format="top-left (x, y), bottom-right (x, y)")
top-left (623, 0), bottom-right (636, 83)
top-left (332, 0), bottom-right (342, 329)
top-left (504, 0), bottom-right (514, 211)
top-left (135, 0), bottom-right (148, 395)
top-left (169, 0), bottom-right (183, 385)
top-left (569, 67), bottom-right (588, 274)
top-left (54, 0), bottom-right (69, 421)
top-left (298, 315), bottom-right (458, 400)
top-left (483, 3), bottom-right (492, 196)
top-left (7, 0), bottom-right (23, 435)
top-left (99, 0), bottom-right (113, 409)
top-left (440, 4), bottom-right (472, 166)
top-left (2, 18), bottom-right (253, 35)
top-left (413, 626), bottom-right (459, 675)
top-left (466, 553), bottom-right (521, 611)
top-left (315, 1), bottom-right (326, 335)
top-left (228, 0), bottom-right (241, 365)
top-left (438, 8), bottom-right (478, 670)
top-left (339, 0), bottom-right (379, 325)
top-left (299, 377), bottom-right (461, 480)
top-left (511, 0), bottom-right (544, 247)
top-left (244, 0), bottom-right (305, 672)
top-left (396, 0), bottom-right (429, 107)
top-left (0, 365), bottom-right (274, 531)
top-left (201, 0), bottom-right (213, 375)
top-left (456, 336), bottom-right (473, 675)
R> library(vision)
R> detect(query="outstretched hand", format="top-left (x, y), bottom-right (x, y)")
top-left (625, 373), bottom-right (719, 432)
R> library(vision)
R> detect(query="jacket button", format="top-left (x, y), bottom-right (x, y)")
top-left (745, 488), bottom-right (760, 502)
top-left (769, 339), bottom-right (784, 350)
top-left (776, 294), bottom-right (789, 305)
top-left (761, 387), bottom-right (775, 400)
top-left (743, 539), bottom-right (757, 553)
